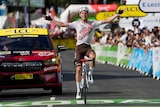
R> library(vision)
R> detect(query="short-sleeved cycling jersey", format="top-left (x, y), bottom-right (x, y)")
top-left (67, 20), bottom-right (104, 46)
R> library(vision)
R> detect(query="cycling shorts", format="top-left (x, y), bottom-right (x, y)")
top-left (75, 43), bottom-right (95, 66)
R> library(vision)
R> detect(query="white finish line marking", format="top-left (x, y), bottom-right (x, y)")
top-left (47, 96), bottom-right (56, 107)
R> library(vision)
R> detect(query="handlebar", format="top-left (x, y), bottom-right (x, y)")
top-left (80, 59), bottom-right (93, 62)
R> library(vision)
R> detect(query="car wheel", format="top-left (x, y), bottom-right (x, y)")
top-left (51, 86), bottom-right (62, 95)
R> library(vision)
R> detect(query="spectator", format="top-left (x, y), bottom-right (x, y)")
top-left (3, 45), bottom-right (8, 51)
top-left (99, 32), bottom-right (108, 45)
top-left (106, 34), bottom-right (114, 45)
top-left (152, 30), bottom-right (160, 47)
top-left (133, 33), bottom-right (143, 48)
top-left (117, 28), bottom-right (128, 45)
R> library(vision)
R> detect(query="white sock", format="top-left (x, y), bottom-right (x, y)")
top-left (89, 67), bottom-right (94, 72)
top-left (76, 82), bottom-right (80, 93)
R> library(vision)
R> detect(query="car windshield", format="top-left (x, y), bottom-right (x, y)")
top-left (0, 35), bottom-right (53, 51)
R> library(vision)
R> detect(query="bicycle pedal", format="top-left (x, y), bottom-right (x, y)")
top-left (88, 75), bottom-right (94, 84)
top-left (80, 85), bottom-right (83, 89)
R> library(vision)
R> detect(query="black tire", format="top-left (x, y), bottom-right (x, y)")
top-left (51, 85), bottom-right (62, 95)
top-left (83, 74), bottom-right (87, 104)
top-left (84, 84), bottom-right (87, 104)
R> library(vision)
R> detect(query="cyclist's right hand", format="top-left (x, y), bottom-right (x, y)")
top-left (45, 15), bottom-right (52, 21)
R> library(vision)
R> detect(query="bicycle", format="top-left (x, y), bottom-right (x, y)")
top-left (80, 58), bottom-right (93, 104)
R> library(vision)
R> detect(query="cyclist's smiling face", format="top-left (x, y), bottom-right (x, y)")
top-left (79, 11), bottom-right (88, 22)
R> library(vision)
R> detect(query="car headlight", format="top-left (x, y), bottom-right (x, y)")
top-left (44, 58), bottom-right (58, 65)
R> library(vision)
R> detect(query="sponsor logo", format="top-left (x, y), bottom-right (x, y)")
top-left (116, 5), bottom-right (147, 17)
top-left (44, 66), bottom-right (58, 71)
top-left (14, 29), bottom-right (29, 34)
top-left (96, 12), bottom-right (116, 20)
top-left (139, 0), bottom-right (160, 12)
top-left (38, 52), bottom-right (55, 56)
top-left (12, 51), bottom-right (31, 56)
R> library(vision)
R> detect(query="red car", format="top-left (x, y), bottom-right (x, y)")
top-left (0, 28), bottom-right (67, 95)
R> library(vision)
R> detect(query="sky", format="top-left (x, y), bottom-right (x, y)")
top-left (126, 0), bottom-right (139, 4)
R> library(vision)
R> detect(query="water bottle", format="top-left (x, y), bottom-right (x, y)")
top-left (0, 0), bottom-right (7, 16)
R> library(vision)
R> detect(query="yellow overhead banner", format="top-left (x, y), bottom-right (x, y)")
top-left (96, 12), bottom-right (116, 20)
top-left (116, 5), bottom-right (147, 17)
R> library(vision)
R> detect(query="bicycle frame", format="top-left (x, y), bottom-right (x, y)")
top-left (81, 59), bottom-right (92, 104)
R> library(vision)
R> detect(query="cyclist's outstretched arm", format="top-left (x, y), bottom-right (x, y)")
top-left (51, 19), bottom-right (67, 27)
top-left (45, 15), bottom-right (67, 27)
top-left (103, 14), bottom-right (120, 23)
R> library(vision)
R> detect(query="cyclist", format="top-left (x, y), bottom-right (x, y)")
top-left (45, 7), bottom-right (124, 99)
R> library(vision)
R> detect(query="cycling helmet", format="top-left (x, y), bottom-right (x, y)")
top-left (79, 7), bottom-right (89, 13)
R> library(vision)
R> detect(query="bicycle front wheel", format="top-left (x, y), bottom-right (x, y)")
top-left (83, 75), bottom-right (88, 104)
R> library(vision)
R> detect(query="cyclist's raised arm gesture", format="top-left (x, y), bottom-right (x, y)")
top-left (45, 9), bottom-right (124, 26)
top-left (103, 9), bottom-right (124, 23)
top-left (45, 15), bottom-right (67, 27)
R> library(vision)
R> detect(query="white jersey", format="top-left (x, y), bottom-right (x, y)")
top-left (68, 20), bottom-right (104, 46)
